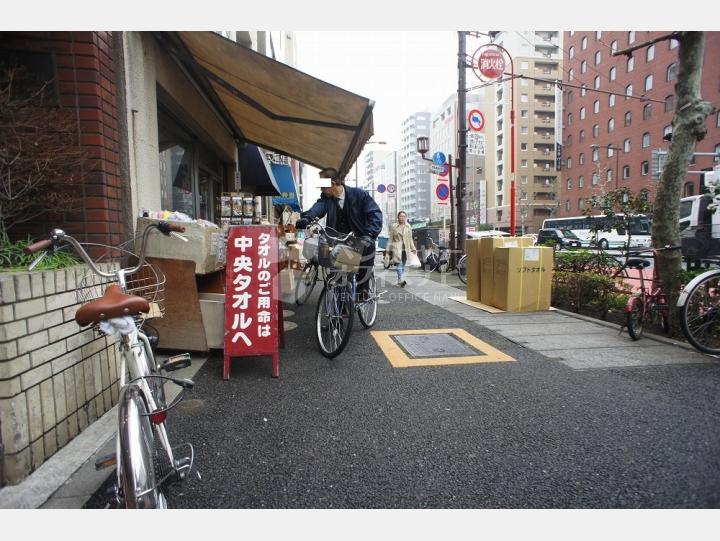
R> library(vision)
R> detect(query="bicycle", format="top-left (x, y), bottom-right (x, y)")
top-left (677, 262), bottom-right (720, 354)
top-left (295, 234), bottom-right (320, 306)
top-left (622, 245), bottom-right (681, 340)
top-left (25, 221), bottom-right (196, 508)
top-left (456, 253), bottom-right (467, 284)
top-left (302, 220), bottom-right (380, 358)
top-left (424, 241), bottom-right (449, 273)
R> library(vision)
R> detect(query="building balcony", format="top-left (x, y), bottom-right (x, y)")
top-left (533, 192), bottom-right (557, 201)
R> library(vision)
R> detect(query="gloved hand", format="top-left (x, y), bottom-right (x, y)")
top-left (295, 218), bottom-right (310, 230)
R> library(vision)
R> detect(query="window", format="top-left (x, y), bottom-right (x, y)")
top-left (592, 148), bottom-right (599, 162)
top-left (642, 132), bottom-right (651, 148)
top-left (647, 44), bottom-right (655, 62)
top-left (624, 111), bottom-right (632, 127)
top-left (665, 95), bottom-right (675, 112)
top-left (567, 134), bottom-right (573, 146)
top-left (569, 46), bottom-right (575, 59)
top-left (609, 66), bottom-right (616, 81)
top-left (627, 57), bottom-right (634, 72)
top-left (578, 198), bottom-right (585, 209)
top-left (566, 200), bottom-right (571, 211)
top-left (579, 129), bottom-right (585, 143)
top-left (607, 169), bottom-right (614, 183)
top-left (521, 142), bottom-right (528, 151)
top-left (643, 103), bottom-right (652, 120)
top-left (667, 63), bottom-right (678, 81)
top-left (520, 61), bottom-right (529, 70)
top-left (569, 68), bottom-right (574, 81)
top-left (580, 107), bottom-right (586, 120)
top-left (521, 93), bottom-right (529, 102)
top-left (592, 172), bottom-right (599, 184)
top-left (581, 84), bottom-right (587, 97)
top-left (670, 38), bottom-right (679, 49)
top-left (623, 165), bottom-right (630, 179)
top-left (641, 161), bottom-right (649, 176)
top-left (521, 159), bottom-right (528, 167)
top-left (593, 100), bottom-right (600, 114)
top-left (625, 84), bottom-right (633, 97)
top-left (609, 94), bottom-right (616, 107)
top-left (579, 153), bottom-right (585, 165)
top-left (567, 90), bottom-right (573, 103)
top-left (593, 124), bottom-right (600, 137)
top-left (608, 147), bottom-right (615, 158)
top-left (717, 111), bottom-right (720, 128)
top-left (628, 31), bottom-right (636, 44)
top-left (521, 126), bottom-right (529, 134)
top-left (596, 31), bottom-right (602, 40)
top-left (567, 157), bottom-right (573, 169)
top-left (579, 176), bottom-right (584, 187)
top-left (521, 175), bottom-right (528, 184)
top-left (624, 138), bottom-right (631, 152)
top-left (594, 76), bottom-right (601, 89)
top-left (663, 125), bottom-right (672, 138)
top-left (611, 40), bottom-right (618, 53)
top-left (581, 60), bottom-right (587, 73)
top-left (567, 113), bottom-right (573, 125)
top-left (581, 36), bottom-right (588, 50)
top-left (567, 179), bottom-right (573, 190)
top-left (644, 74), bottom-right (653, 91)
top-left (595, 51), bottom-right (602, 64)
top-left (521, 110), bottom-right (529, 118)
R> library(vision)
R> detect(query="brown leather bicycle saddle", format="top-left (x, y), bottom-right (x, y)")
top-left (75, 284), bottom-right (150, 327)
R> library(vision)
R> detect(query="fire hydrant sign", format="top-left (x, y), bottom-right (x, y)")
top-left (223, 225), bottom-right (280, 379)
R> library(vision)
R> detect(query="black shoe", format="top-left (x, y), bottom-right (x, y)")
top-left (400, 280), bottom-right (406, 288)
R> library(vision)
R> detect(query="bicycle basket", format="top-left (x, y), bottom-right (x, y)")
top-left (302, 236), bottom-right (319, 263)
top-left (331, 241), bottom-right (363, 273)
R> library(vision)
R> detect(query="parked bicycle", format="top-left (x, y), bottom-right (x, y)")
top-left (301, 220), bottom-right (381, 357)
top-left (677, 262), bottom-right (720, 355)
top-left (25, 221), bottom-right (196, 508)
top-left (424, 240), bottom-right (449, 273)
top-left (295, 236), bottom-right (320, 306)
top-left (456, 253), bottom-right (467, 284)
top-left (621, 245), bottom-right (681, 340)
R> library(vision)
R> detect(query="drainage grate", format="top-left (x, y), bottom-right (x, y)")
top-left (393, 333), bottom-right (484, 358)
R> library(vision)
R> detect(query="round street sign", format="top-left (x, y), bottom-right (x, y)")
top-left (386, 184), bottom-right (396, 194)
top-left (376, 184), bottom-right (386, 194)
top-left (436, 183), bottom-right (450, 201)
top-left (468, 109), bottom-right (485, 132)
top-left (432, 151), bottom-right (446, 166)
top-left (472, 45), bottom-right (506, 81)
top-left (439, 163), bottom-right (449, 177)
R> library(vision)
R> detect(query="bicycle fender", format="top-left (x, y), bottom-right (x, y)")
top-left (625, 295), bottom-right (640, 313)
top-left (676, 269), bottom-right (720, 308)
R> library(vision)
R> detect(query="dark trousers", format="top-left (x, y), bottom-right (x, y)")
top-left (356, 244), bottom-right (375, 292)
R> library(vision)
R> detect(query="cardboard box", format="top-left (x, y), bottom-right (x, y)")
top-left (136, 217), bottom-right (226, 275)
top-left (479, 237), bottom-right (533, 306)
top-left (492, 246), bottom-right (553, 312)
top-left (465, 239), bottom-right (482, 302)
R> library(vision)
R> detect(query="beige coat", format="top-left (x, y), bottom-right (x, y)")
top-left (388, 222), bottom-right (416, 265)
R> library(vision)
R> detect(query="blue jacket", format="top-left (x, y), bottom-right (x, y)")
top-left (302, 186), bottom-right (383, 240)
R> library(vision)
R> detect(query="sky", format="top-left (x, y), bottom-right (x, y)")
top-left (295, 31), bottom-right (460, 150)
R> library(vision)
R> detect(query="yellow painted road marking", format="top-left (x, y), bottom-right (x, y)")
top-left (370, 328), bottom-right (515, 368)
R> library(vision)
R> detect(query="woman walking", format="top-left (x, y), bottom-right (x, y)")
top-left (388, 211), bottom-right (417, 287)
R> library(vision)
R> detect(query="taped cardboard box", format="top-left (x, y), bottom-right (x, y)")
top-left (479, 236), bottom-right (533, 306)
top-left (136, 217), bottom-right (226, 275)
top-left (492, 246), bottom-right (553, 312)
top-left (465, 239), bottom-right (482, 302)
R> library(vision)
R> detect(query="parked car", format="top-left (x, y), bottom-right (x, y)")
top-left (536, 228), bottom-right (582, 250)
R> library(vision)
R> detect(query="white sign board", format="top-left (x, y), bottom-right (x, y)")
top-left (430, 164), bottom-right (444, 175)
top-left (467, 133), bottom-right (486, 156)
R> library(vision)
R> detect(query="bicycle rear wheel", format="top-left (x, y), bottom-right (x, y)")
top-left (681, 272), bottom-right (720, 354)
top-left (316, 282), bottom-right (354, 357)
top-left (117, 385), bottom-right (168, 509)
top-left (295, 262), bottom-right (318, 306)
top-left (626, 297), bottom-right (645, 340)
top-left (357, 273), bottom-right (378, 328)
top-left (457, 256), bottom-right (467, 284)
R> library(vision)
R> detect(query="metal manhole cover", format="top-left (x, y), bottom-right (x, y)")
top-left (393, 333), bottom-right (483, 358)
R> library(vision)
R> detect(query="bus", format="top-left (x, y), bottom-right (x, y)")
top-left (679, 194), bottom-right (720, 260)
top-left (541, 214), bottom-right (652, 249)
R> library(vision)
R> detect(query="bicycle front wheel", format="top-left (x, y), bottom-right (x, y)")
top-left (626, 297), bottom-right (645, 340)
top-left (357, 273), bottom-right (378, 329)
top-left (457, 256), bottom-right (467, 284)
top-left (316, 283), bottom-right (354, 358)
top-left (295, 262), bottom-right (318, 306)
top-left (681, 273), bottom-right (720, 354)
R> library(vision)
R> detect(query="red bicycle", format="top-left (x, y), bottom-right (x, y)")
top-left (623, 245), bottom-right (681, 340)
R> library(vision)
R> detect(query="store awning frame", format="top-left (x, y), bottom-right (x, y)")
top-left (155, 31), bottom-right (375, 180)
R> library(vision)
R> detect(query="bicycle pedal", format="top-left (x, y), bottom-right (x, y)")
top-left (162, 353), bottom-right (192, 372)
top-left (95, 453), bottom-right (117, 470)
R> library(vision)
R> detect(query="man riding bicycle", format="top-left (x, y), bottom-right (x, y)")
top-left (295, 167), bottom-right (383, 300)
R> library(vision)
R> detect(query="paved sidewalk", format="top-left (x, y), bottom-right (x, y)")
top-left (1, 265), bottom-right (716, 508)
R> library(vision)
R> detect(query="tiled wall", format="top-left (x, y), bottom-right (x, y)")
top-left (0, 267), bottom-right (120, 486)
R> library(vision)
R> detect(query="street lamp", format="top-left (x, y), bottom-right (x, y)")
top-left (590, 143), bottom-right (622, 190)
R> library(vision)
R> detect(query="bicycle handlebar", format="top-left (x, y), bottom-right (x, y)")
top-left (24, 238), bottom-right (53, 253)
top-left (303, 218), bottom-right (354, 243)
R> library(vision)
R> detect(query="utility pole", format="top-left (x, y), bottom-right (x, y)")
top-left (457, 31), bottom-right (467, 258)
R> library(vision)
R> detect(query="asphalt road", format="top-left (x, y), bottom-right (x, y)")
top-left (92, 278), bottom-right (720, 509)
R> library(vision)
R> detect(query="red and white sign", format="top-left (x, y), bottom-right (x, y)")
top-left (438, 163), bottom-right (449, 178)
top-left (386, 183), bottom-right (396, 194)
top-left (223, 225), bottom-right (280, 379)
top-left (435, 182), bottom-right (450, 205)
top-left (468, 109), bottom-right (485, 132)
top-left (472, 45), bottom-right (506, 81)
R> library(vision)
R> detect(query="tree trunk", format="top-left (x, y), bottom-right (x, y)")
top-left (652, 32), bottom-right (716, 332)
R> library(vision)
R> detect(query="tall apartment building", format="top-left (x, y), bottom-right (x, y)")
top-left (399, 112), bottom-right (431, 221)
top-left (484, 31), bottom-right (563, 233)
top-left (560, 31), bottom-right (720, 217)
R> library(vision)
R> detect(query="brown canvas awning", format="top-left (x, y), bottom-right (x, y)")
top-left (156, 31), bottom-right (374, 180)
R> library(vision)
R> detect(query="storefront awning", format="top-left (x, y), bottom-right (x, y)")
top-left (270, 163), bottom-right (301, 211)
top-left (157, 31), bottom-right (375, 180)
top-left (237, 144), bottom-right (281, 196)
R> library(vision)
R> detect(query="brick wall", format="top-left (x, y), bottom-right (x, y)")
top-left (0, 31), bottom-right (123, 246)
top-left (0, 267), bottom-right (120, 486)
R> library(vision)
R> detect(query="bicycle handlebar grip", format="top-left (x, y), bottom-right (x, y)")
top-left (24, 239), bottom-right (53, 254)
top-left (156, 221), bottom-right (186, 235)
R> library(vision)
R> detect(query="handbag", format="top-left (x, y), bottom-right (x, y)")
top-left (407, 252), bottom-right (422, 269)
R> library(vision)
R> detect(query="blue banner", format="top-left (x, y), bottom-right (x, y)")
top-left (271, 163), bottom-right (300, 211)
